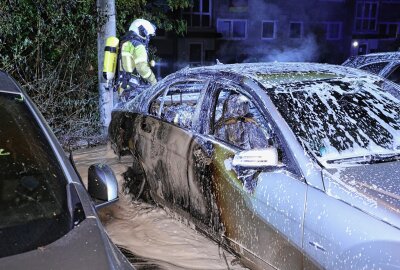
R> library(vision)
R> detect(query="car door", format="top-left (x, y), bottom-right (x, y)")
top-left (188, 79), bottom-right (314, 270)
top-left (144, 77), bottom-right (209, 214)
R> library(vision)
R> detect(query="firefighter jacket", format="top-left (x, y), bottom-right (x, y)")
top-left (120, 32), bottom-right (157, 85)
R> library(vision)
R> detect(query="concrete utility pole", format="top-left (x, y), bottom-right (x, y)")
top-left (97, 0), bottom-right (116, 133)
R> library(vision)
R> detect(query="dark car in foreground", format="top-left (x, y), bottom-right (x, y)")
top-left (343, 51), bottom-right (400, 85)
top-left (0, 71), bottom-right (132, 269)
top-left (109, 62), bottom-right (400, 270)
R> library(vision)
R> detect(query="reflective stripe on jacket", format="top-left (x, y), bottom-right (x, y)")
top-left (120, 41), bottom-right (156, 84)
top-left (120, 42), bottom-right (148, 73)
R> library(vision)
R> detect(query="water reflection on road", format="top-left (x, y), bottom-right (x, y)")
top-left (73, 145), bottom-right (247, 270)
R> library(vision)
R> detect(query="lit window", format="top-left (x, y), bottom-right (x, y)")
top-left (217, 19), bottom-right (247, 39)
top-left (289, 22), bottom-right (303, 38)
top-left (355, 1), bottom-right (379, 33)
top-left (262, 21), bottom-right (276, 39)
top-left (182, 0), bottom-right (212, 28)
top-left (325, 22), bottom-right (342, 40)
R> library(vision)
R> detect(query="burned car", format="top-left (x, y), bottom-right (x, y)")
top-left (0, 71), bottom-right (132, 269)
top-left (109, 62), bottom-right (400, 270)
top-left (343, 51), bottom-right (400, 85)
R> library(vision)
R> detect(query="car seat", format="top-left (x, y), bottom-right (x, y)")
top-left (215, 93), bottom-right (269, 150)
top-left (164, 103), bottom-right (195, 128)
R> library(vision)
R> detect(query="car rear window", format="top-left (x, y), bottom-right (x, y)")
top-left (360, 62), bottom-right (388, 75)
top-left (0, 92), bottom-right (71, 258)
top-left (387, 65), bottom-right (400, 85)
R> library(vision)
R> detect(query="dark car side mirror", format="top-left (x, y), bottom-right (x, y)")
top-left (88, 163), bottom-right (119, 209)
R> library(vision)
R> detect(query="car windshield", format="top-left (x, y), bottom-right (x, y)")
top-left (266, 75), bottom-right (400, 167)
top-left (0, 92), bottom-right (70, 257)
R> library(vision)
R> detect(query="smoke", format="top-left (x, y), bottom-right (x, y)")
top-left (245, 34), bottom-right (319, 63)
top-left (216, 0), bottom-right (322, 64)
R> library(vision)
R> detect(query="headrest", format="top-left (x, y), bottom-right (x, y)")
top-left (222, 93), bottom-right (250, 118)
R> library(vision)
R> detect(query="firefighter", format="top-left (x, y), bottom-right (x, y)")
top-left (117, 19), bottom-right (157, 98)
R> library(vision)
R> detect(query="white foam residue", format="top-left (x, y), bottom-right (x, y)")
top-left (270, 75), bottom-right (400, 166)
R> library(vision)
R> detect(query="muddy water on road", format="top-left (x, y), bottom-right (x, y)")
top-left (73, 145), bottom-right (247, 270)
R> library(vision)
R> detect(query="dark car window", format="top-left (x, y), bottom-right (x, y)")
top-left (360, 62), bottom-right (388, 75)
top-left (149, 80), bottom-right (205, 129)
top-left (387, 65), bottom-right (400, 85)
top-left (0, 92), bottom-right (71, 258)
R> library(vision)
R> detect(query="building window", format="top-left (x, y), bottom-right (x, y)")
top-left (182, 0), bottom-right (212, 28)
top-left (262, 21), bottom-right (276, 39)
top-left (217, 19), bottom-right (247, 40)
top-left (379, 22), bottom-right (399, 38)
top-left (154, 61), bottom-right (169, 80)
top-left (289, 22), bottom-right (303, 38)
top-left (229, 0), bottom-right (248, 12)
top-left (355, 1), bottom-right (379, 33)
top-left (325, 22), bottom-right (342, 40)
top-left (189, 43), bottom-right (203, 66)
top-left (154, 28), bottom-right (166, 39)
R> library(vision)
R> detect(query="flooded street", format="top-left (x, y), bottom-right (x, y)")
top-left (73, 145), bottom-right (247, 270)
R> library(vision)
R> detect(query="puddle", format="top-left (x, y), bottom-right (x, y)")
top-left (73, 145), bottom-right (247, 270)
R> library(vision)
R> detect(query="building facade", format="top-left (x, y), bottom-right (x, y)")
top-left (152, 0), bottom-right (400, 78)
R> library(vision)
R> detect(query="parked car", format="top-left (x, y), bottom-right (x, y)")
top-left (109, 62), bottom-right (400, 270)
top-left (342, 51), bottom-right (400, 85)
top-left (0, 71), bottom-right (133, 269)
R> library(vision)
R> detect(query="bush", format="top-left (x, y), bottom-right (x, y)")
top-left (0, 0), bottom-right (100, 148)
top-left (0, 0), bottom-right (188, 149)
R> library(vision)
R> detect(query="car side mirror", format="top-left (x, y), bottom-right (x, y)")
top-left (88, 163), bottom-right (119, 209)
top-left (232, 147), bottom-right (279, 169)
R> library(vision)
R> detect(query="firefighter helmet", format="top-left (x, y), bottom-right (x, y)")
top-left (128, 19), bottom-right (156, 40)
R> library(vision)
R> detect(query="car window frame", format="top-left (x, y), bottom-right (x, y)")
top-left (147, 75), bottom-right (211, 132)
top-left (199, 75), bottom-right (304, 179)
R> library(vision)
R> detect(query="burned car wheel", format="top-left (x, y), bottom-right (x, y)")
top-left (123, 155), bottom-right (153, 203)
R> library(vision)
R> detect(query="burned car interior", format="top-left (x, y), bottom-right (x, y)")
top-left (213, 91), bottom-right (270, 150)
top-left (134, 73), bottom-right (299, 197)
top-left (149, 79), bottom-right (206, 129)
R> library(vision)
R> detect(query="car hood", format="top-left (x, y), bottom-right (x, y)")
top-left (323, 161), bottom-right (400, 229)
top-left (0, 217), bottom-right (132, 269)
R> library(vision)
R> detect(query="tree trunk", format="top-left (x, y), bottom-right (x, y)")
top-left (97, 0), bottom-right (116, 134)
